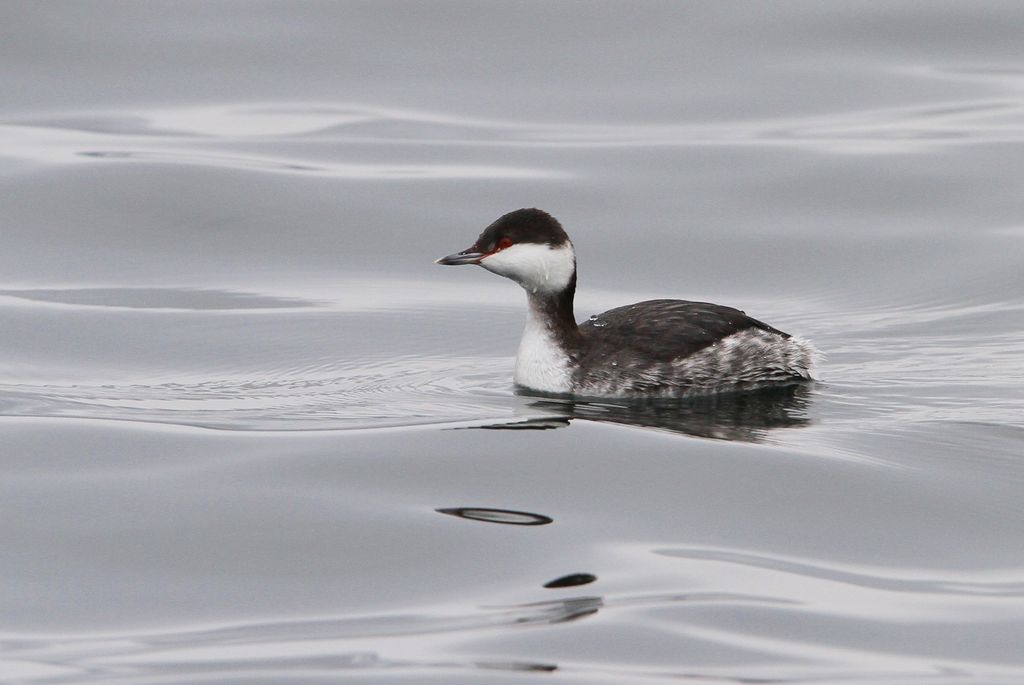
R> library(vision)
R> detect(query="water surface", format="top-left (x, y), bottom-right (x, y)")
top-left (1, 2), bottom-right (1023, 683)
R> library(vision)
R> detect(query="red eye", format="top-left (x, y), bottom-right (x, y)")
top-left (497, 237), bottom-right (514, 250)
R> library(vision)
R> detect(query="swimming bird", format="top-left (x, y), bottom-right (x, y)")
top-left (437, 208), bottom-right (816, 398)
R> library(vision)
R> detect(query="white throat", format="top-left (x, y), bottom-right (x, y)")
top-left (480, 242), bottom-right (576, 295)
top-left (513, 298), bottom-right (573, 394)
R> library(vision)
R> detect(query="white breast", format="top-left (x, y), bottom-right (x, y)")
top-left (513, 305), bottom-right (572, 393)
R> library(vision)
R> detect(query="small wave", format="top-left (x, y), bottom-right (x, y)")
top-left (0, 356), bottom-right (519, 431)
top-left (74, 149), bottom-right (563, 179)
top-left (0, 583), bottom-right (994, 684)
top-left (655, 546), bottom-right (1024, 599)
top-left (0, 589), bottom-right (804, 684)
top-left (6, 94), bottom-right (1024, 168)
top-left (0, 288), bottom-right (322, 311)
top-left (0, 110), bottom-right (566, 178)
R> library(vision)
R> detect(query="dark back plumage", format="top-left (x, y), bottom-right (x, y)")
top-left (577, 299), bottom-right (789, 363)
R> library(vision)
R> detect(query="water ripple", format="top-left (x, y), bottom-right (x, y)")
top-left (0, 591), bottom-right (798, 685)
top-left (4, 91), bottom-right (1024, 174)
top-left (74, 149), bottom-right (562, 179)
top-left (0, 358), bottom-right (517, 431)
top-left (0, 585), bottom-right (1012, 684)
top-left (0, 288), bottom-right (322, 311)
top-left (656, 547), bottom-right (1024, 599)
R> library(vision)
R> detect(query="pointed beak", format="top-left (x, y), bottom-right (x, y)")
top-left (436, 248), bottom-right (485, 266)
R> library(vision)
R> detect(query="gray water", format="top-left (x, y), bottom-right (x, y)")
top-left (2, 2), bottom-right (1024, 683)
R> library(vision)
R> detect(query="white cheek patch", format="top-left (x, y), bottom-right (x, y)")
top-left (480, 242), bottom-right (576, 294)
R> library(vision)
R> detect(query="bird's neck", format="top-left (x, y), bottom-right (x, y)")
top-left (524, 271), bottom-right (582, 352)
top-left (513, 273), bottom-right (581, 393)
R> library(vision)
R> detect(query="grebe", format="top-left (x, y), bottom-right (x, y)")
top-left (437, 208), bottom-right (816, 398)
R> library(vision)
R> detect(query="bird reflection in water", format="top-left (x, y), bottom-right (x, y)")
top-left (482, 383), bottom-right (814, 442)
